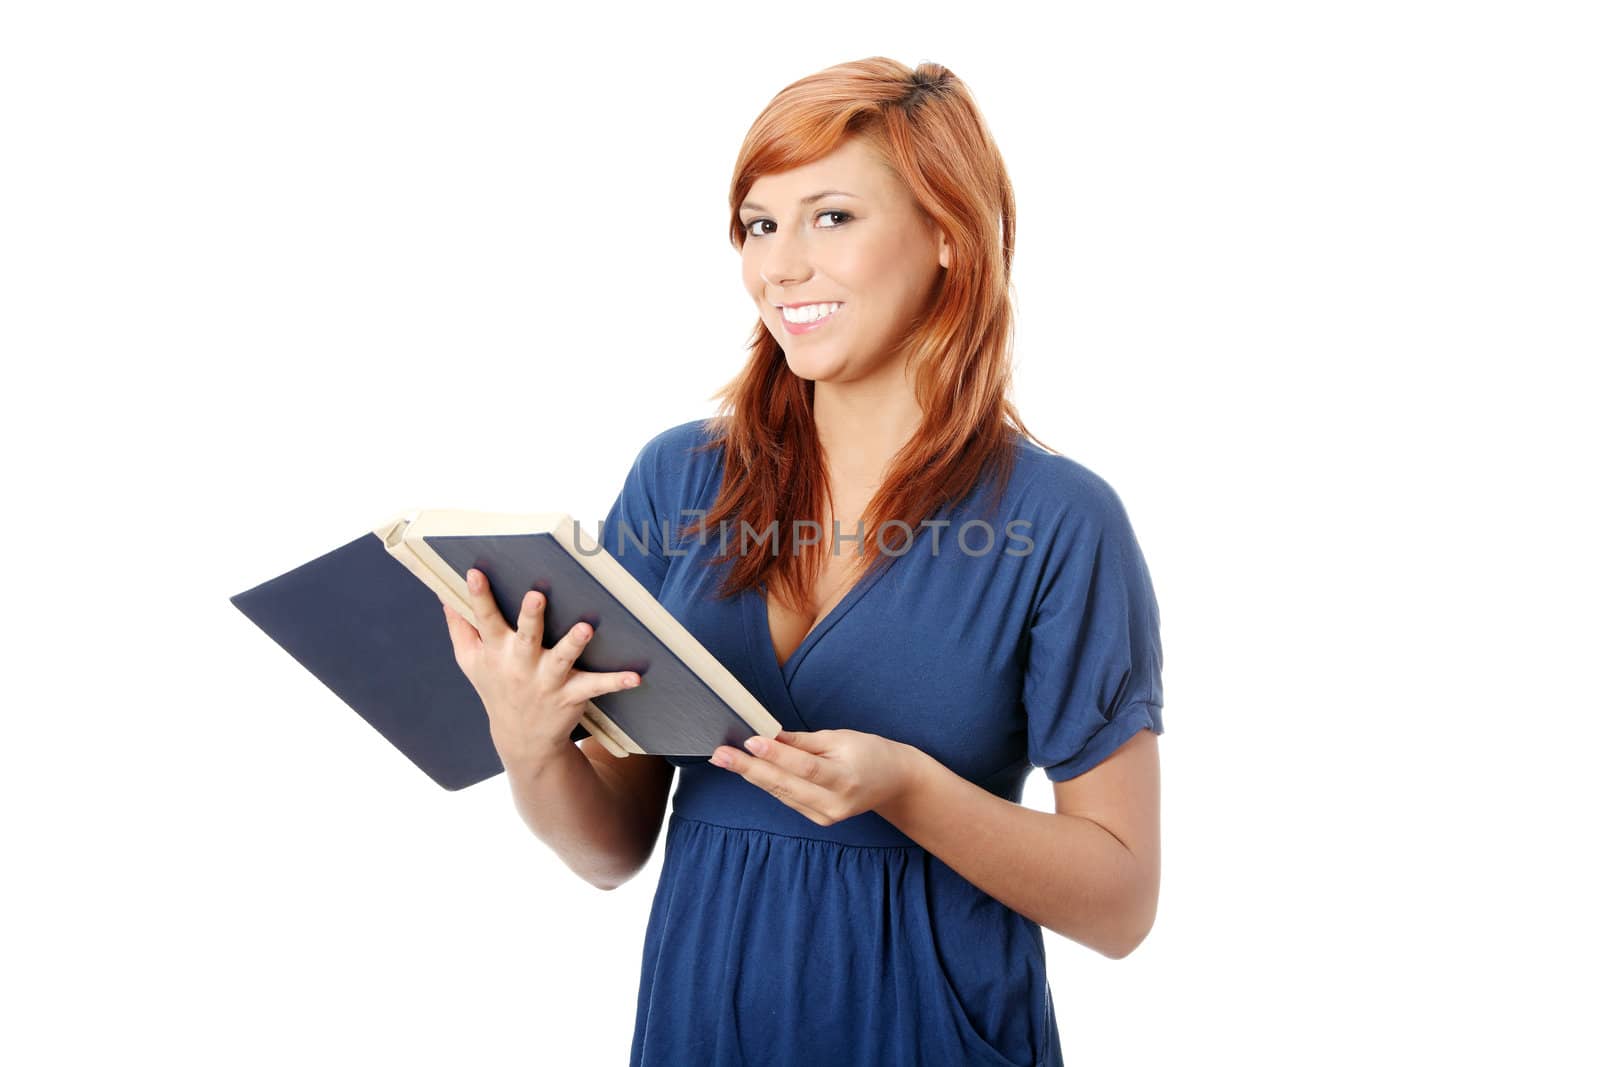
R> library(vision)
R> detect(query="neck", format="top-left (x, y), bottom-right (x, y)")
top-left (811, 365), bottom-right (923, 489)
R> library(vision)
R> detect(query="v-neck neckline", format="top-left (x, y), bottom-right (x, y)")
top-left (746, 551), bottom-right (900, 689)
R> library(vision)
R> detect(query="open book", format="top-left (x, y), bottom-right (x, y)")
top-left (229, 509), bottom-right (782, 790)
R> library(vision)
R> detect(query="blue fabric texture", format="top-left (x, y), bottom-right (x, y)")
top-left (599, 418), bottom-right (1165, 1067)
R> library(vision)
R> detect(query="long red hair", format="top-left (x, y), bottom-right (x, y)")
top-left (682, 57), bottom-right (1055, 607)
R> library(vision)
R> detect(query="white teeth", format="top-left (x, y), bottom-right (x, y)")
top-left (781, 301), bottom-right (842, 324)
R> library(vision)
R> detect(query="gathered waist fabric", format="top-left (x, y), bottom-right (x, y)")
top-left (669, 759), bottom-right (921, 848)
top-left (629, 808), bottom-right (1062, 1067)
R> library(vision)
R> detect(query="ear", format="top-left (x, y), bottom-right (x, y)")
top-left (938, 228), bottom-right (951, 269)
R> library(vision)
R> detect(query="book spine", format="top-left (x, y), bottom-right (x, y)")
top-left (375, 529), bottom-right (474, 620)
top-left (578, 705), bottom-right (632, 758)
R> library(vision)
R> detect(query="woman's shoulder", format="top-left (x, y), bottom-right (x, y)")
top-left (1002, 432), bottom-right (1137, 534)
top-left (634, 416), bottom-right (724, 462)
top-left (626, 416), bottom-right (728, 502)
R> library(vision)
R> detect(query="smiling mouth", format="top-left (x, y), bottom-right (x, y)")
top-left (780, 303), bottom-right (844, 334)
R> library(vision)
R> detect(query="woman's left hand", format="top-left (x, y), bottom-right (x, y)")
top-left (710, 728), bottom-right (927, 826)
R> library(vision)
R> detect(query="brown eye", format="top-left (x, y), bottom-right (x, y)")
top-left (742, 211), bottom-right (853, 239)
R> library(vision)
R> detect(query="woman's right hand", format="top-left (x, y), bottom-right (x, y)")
top-left (440, 567), bottom-right (641, 770)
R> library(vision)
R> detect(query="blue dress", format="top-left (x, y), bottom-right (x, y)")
top-left (599, 418), bottom-right (1165, 1067)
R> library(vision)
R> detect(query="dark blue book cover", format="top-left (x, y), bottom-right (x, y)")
top-left (229, 519), bottom-right (777, 791)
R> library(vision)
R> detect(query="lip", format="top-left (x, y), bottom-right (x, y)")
top-left (779, 302), bottom-right (843, 335)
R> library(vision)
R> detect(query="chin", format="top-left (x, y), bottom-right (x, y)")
top-left (781, 350), bottom-right (850, 382)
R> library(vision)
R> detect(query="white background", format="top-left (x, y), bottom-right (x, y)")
top-left (4, 2), bottom-right (1595, 1064)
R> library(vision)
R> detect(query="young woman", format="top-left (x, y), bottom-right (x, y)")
top-left (443, 57), bottom-right (1165, 1067)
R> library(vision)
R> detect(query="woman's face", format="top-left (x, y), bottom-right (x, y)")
top-left (738, 136), bottom-right (950, 387)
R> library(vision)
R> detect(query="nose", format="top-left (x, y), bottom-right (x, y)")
top-left (758, 226), bottom-right (813, 290)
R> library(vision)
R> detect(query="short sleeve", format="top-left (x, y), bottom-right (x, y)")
top-left (1023, 480), bottom-right (1165, 782)
top-left (599, 437), bottom-right (671, 600)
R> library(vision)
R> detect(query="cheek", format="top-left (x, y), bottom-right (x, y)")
top-left (868, 245), bottom-right (934, 316)
top-left (831, 242), bottom-right (898, 305)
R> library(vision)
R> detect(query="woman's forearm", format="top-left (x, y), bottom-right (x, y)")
top-left (504, 741), bottom-right (656, 891)
top-left (877, 749), bottom-right (1153, 958)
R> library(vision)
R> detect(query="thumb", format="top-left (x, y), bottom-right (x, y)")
top-left (441, 599), bottom-right (481, 653)
top-left (774, 729), bottom-right (829, 753)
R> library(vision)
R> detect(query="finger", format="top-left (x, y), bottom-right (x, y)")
top-left (562, 668), bottom-right (642, 704)
top-left (461, 568), bottom-right (512, 639)
top-left (742, 734), bottom-right (833, 787)
top-left (540, 619), bottom-right (595, 680)
top-left (440, 600), bottom-right (481, 658)
top-left (713, 744), bottom-right (834, 815)
top-left (772, 729), bottom-right (833, 754)
top-left (514, 589), bottom-right (547, 649)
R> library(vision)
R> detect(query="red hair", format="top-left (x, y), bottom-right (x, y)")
top-left (682, 57), bottom-right (1055, 607)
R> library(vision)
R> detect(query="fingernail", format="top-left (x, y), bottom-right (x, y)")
top-left (709, 750), bottom-right (730, 767)
top-left (744, 737), bottom-right (766, 756)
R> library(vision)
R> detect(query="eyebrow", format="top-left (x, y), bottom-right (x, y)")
top-left (738, 189), bottom-right (861, 215)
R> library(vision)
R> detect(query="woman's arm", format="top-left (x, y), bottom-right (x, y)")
top-left (717, 726), bottom-right (1159, 958)
top-left (879, 728), bottom-right (1160, 959)
top-left (507, 740), bottom-right (674, 891)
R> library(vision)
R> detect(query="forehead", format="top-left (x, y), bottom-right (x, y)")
top-left (742, 138), bottom-right (901, 209)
